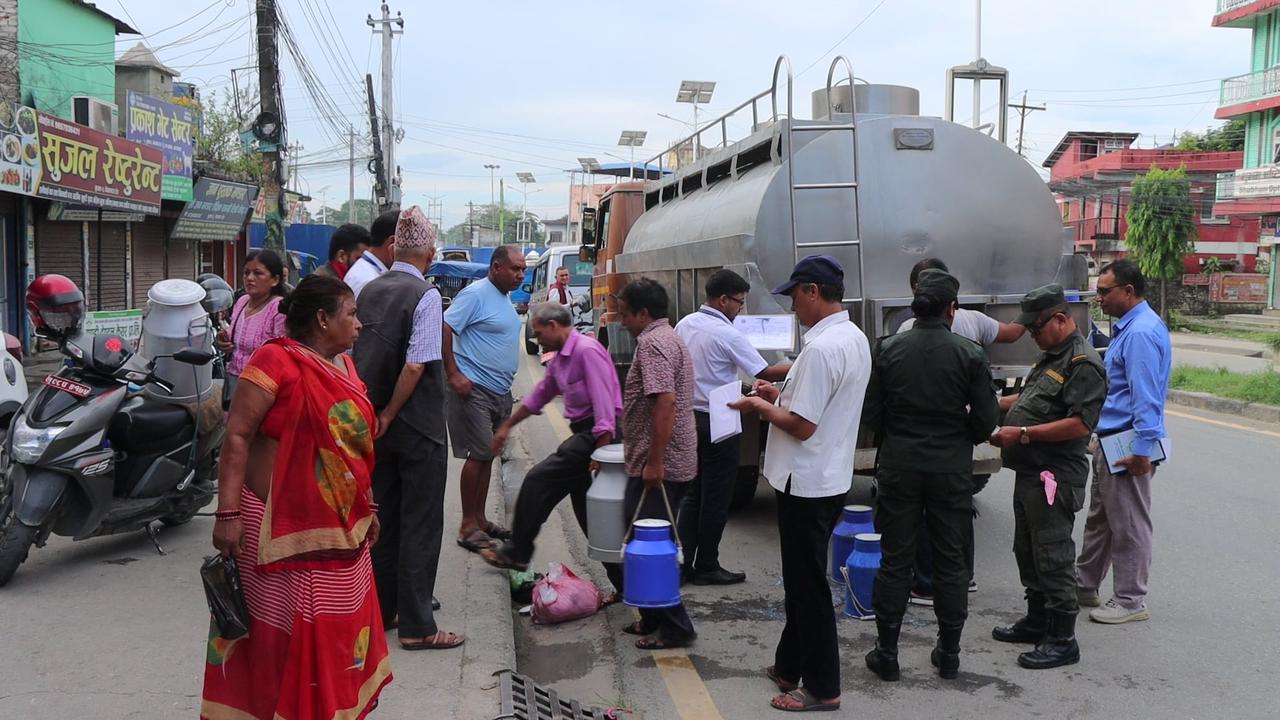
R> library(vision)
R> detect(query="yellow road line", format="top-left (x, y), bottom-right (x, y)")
top-left (520, 353), bottom-right (726, 720)
top-left (1166, 408), bottom-right (1280, 439)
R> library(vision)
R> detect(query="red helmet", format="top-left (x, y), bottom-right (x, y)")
top-left (26, 274), bottom-right (84, 339)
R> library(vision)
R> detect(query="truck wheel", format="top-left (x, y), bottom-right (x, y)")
top-left (730, 466), bottom-right (759, 512)
top-left (524, 322), bottom-right (538, 355)
top-left (0, 513), bottom-right (37, 587)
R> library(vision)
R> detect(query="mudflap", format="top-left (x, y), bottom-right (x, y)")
top-left (9, 464), bottom-right (67, 529)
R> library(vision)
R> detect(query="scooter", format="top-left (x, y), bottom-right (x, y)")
top-left (0, 287), bottom-right (225, 586)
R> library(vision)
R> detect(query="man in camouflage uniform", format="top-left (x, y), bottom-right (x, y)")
top-left (989, 285), bottom-right (1107, 669)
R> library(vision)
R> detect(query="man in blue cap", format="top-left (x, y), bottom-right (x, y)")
top-left (731, 255), bottom-right (871, 713)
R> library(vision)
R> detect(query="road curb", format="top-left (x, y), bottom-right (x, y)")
top-left (1168, 389), bottom-right (1280, 424)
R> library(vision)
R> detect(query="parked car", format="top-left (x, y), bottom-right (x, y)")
top-left (0, 332), bottom-right (28, 435)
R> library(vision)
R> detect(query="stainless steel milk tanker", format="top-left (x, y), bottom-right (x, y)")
top-left (141, 279), bottom-right (214, 404)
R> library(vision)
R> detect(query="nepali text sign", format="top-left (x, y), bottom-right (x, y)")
top-left (1209, 273), bottom-right (1268, 304)
top-left (0, 103), bottom-right (43, 197)
top-left (126, 91), bottom-right (195, 202)
top-left (36, 112), bottom-right (162, 214)
top-left (1222, 166), bottom-right (1280, 200)
top-left (171, 177), bottom-right (258, 242)
top-left (83, 309), bottom-right (144, 349)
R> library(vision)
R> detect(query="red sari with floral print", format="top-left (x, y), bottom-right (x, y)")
top-left (201, 338), bottom-right (391, 720)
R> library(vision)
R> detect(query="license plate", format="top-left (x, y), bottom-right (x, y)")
top-left (43, 375), bottom-right (92, 398)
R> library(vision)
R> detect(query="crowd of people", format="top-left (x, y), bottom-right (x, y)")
top-left (198, 203), bottom-right (1172, 718)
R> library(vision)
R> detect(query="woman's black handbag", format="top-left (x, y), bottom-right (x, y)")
top-left (201, 555), bottom-right (250, 640)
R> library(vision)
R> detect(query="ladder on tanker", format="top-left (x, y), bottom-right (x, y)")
top-left (775, 56), bottom-right (866, 320)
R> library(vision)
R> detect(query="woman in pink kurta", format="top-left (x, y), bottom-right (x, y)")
top-left (219, 250), bottom-right (288, 402)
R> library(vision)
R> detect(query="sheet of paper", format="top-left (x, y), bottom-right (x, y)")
top-left (733, 314), bottom-right (796, 351)
top-left (708, 381), bottom-right (743, 443)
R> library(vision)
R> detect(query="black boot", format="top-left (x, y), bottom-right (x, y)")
top-left (864, 619), bottom-right (901, 682)
top-left (930, 625), bottom-right (962, 679)
top-left (993, 591), bottom-right (1048, 644)
top-left (1017, 610), bottom-right (1081, 669)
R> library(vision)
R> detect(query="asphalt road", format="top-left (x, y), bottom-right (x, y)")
top-left (503, 352), bottom-right (1280, 720)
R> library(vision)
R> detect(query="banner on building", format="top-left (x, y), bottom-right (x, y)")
top-left (0, 104), bottom-right (43, 196)
top-left (252, 190), bottom-right (310, 224)
top-left (1209, 273), bottom-right (1268, 304)
top-left (171, 177), bottom-right (258, 242)
top-left (82, 309), bottom-right (144, 348)
top-left (36, 111), bottom-right (163, 214)
top-left (125, 91), bottom-right (195, 202)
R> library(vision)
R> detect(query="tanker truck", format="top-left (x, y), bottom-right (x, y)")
top-left (578, 56), bottom-right (1090, 507)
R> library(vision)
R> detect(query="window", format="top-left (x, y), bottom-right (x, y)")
top-left (559, 255), bottom-right (593, 286)
top-left (548, 230), bottom-right (563, 245)
top-left (1079, 140), bottom-right (1098, 162)
top-left (596, 199), bottom-right (612, 252)
top-left (1103, 138), bottom-right (1127, 150)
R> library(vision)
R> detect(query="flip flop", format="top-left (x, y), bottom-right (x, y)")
top-left (484, 522), bottom-right (513, 541)
top-left (622, 620), bottom-right (656, 636)
top-left (400, 631), bottom-right (465, 651)
top-left (456, 530), bottom-right (494, 553)
top-left (635, 635), bottom-right (694, 650)
top-left (479, 544), bottom-right (529, 571)
top-left (770, 689), bottom-right (840, 713)
top-left (766, 666), bottom-right (799, 693)
top-left (601, 591), bottom-right (621, 607)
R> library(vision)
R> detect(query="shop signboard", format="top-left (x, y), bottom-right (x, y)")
top-left (82, 309), bottom-right (144, 349)
top-left (125, 91), bottom-right (195, 202)
top-left (0, 103), bottom-right (43, 196)
top-left (171, 177), bottom-right (258, 241)
top-left (252, 190), bottom-right (309, 224)
top-left (36, 111), bottom-right (162, 214)
top-left (47, 202), bottom-right (144, 223)
top-left (1209, 273), bottom-right (1268, 303)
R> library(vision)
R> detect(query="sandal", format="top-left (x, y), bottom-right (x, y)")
top-left (635, 635), bottom-right (694, 650)
top-left (766, 665), bottom-right (799, 693)
top-left (601, 591), bottom-right (621, 607)
top-left (400, 630), bottom-right (465, 650)
top-left (479, 544), bottom-right (529, 571)
top-left (484, 522), bottom-right (513, 541)
top-left (456, 529), bottom-right (494, 554)
top-left (770, 689), bottom-right (840, 713)
top-left (622, 620), bottom-right (656, 636)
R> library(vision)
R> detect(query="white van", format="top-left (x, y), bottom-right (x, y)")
top-left (522, 245), bottom-right (593, 354)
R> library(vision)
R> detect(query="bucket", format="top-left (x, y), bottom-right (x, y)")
top-left (586, 443), bottom-right (627, 562)
top-left (622, 519), bottom-right (681, 609)
top-left (141, 279), bottom-right (213, 404)
top-left (842, 532), bottom-right (881, 620)
top-left (829, 504), bottom-right (874, 584)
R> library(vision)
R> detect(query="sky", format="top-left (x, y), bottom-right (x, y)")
top-left (103, 0), bottom-right (1251, 230)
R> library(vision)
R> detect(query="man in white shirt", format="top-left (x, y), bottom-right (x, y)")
top-left (674, 269), bottom-right (790, 586)
top-left (545, 266), bottom-right (574, 305)
top-left (345, 209), bottom-right (399, 299)
top-left (731, 256), bottom-right (870, 713)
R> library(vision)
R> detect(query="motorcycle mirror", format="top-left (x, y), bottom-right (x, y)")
top-left (173, 348), bottom-right (216, 366)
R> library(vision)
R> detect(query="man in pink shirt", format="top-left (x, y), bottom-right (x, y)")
top-left (482, 302), bottom-right (622, 572)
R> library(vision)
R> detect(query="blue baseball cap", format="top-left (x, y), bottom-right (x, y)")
top-left (771, 255), bottom-right (845, 295)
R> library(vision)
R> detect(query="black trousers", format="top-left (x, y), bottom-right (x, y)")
top-left (509, 418), bottom-right (596, 565)
top-left (604, 477), bottom-right (696, 643)
top-left (872, 469), bottom-right (972, 630)
top-left (774, 486), bottom-right (846, 700)
top-left (370, 421), bottom-right (447, 638)
top-left (1012, 473), bottom-right (1085, 613)
top-left (912, 476), bottom-right (982, 593)
top-left (676, 411), bottom-right (741, 572)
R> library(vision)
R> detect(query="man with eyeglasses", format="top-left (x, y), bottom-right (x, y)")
top-left (674, 269), bottom-right (791, 585)
top-left (988, 285), bottom-right (1107, 670)
top-left (1075, 260), bottom-right (1171, 626)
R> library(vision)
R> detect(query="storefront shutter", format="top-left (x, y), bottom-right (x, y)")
top-left (131, 217), bottom-right (166, 307)
top-left (35, 218), bottom-right (84, 290)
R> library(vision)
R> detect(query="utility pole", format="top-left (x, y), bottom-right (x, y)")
top-left (1010, 90), bottom-right (1046, 157)
top-left (368, 4), bottom-right (404, 207)
top-left (366, 74), bottom-right (389, 212)
top-left (255, 0), bottom-right (286, 253)
top-left (348, 128), bottom-right (357, 223)
top-left (467, 201), bottom-right (475, 248)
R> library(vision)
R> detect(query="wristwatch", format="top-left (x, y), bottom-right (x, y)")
top-left (1019, 426), bottom-right (1031, 445)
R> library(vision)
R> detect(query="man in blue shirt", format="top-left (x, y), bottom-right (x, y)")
top-left (443, 246), bottom-right (526, 553)
top-left (1075, 260), bottom-right (1171, 625)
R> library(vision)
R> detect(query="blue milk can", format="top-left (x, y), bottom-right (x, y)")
top-left (829, 504), bottom-right (874, 584)
top-left (622, 519), bottom-right (682, 608)
top-left (842, 532), bottom-right (882, 620)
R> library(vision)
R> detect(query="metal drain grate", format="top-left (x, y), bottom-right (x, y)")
top-left (496, 670), bottom-right (613, 720)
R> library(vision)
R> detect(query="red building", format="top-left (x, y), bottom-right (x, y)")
top-left (1044, 131), bottom-right (1260, 273)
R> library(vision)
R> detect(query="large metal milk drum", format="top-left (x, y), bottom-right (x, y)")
top-left (586, 443), bottom-right (627, 562)
top-left (142, 279), bottom-right (213, 404)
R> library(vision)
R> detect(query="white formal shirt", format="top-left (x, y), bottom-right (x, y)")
top-left (898, 308), bottom-right (999, 345)
top-left (762, 310), bottom-right (871, 498)
top-left (675, 306), bottom-right (769, 413)
top-left (345, 251), bottom-right (388, 300)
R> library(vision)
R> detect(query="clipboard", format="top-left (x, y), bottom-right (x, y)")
top-left (1098, 429), bottom-right (1168, 475)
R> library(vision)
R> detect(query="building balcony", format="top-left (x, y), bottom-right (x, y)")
top-left (1213, 0), bottom-right (1280, 27)
top-left (1217, 66), bottom-right (1280, 118)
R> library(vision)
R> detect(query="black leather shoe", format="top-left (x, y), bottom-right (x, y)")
top-left (690, 567), bottom-right (747, 586)
top-left (432, 596), bottom-right (442, 612)
top-left (865, 619), bottom-right (901, 682)
top-left (931, 625), bottom-right (962, 679)
top-left (993, 591), bottom-right (1047, 644)
top-left (1017, 611), bottom-right (1080, 669)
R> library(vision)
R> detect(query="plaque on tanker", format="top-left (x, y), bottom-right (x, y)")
top-left (894, 128), bottom-right (934, 150)
top-left (734, 314), bottom-right (797, 351)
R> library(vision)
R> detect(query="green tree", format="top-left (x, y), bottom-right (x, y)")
top-left (442, 203), bottom-right (544, 247)
top-left (193, 91), bottom-right (262, 182)
top-left (317, 199), bottom-right (377, 226)
top-left (1125, 165), bottom-right (1197, 318)
top-left (1175, 118), bottom-right (1246, 152)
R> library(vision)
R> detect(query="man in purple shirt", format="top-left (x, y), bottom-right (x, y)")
top-left (481, 302), bottom-right (623, 572)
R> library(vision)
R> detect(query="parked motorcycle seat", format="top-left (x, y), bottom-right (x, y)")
top-left (108, 399), bottom-right (194, 454)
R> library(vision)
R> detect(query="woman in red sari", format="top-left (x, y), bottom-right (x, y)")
top-left (202, 275), bottom-right (391, 720)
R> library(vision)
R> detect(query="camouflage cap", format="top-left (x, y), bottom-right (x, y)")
top-left (1014, 284), bottom-right (1067, 326)
top-left (914, 268), bottom-right (959, 303)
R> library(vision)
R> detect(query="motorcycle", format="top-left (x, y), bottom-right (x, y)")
top-left (0, 275), bottom-right (226, 586)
